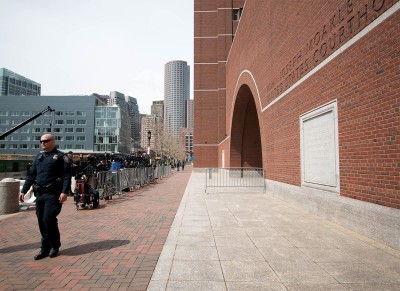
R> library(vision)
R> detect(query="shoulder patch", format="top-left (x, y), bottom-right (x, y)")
top-left (64, 155), bottom-right (70, 163)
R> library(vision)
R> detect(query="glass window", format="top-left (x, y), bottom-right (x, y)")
top-left (66, 120), bottom-right (75, 125)
top-left (66, 136), bottom-right (74, 141)
top-left (10, 144), bottom-right (18, 149)
top-left (75, 145), bottom-right (84, 149)
top-left (21, 136), bottom-right (30, 141)
top-left (55, 136), bottom-right (63, 141)
top-left (55, 111), bottom-right (63, 116)
top-left (43, 128), bottom-right (51, 133)
top-left (76, 111), bottom-right (86, 116)
top-left (0, 120), bottom-right (9, 125)
top-left (10, 111), bottom-right (19, 116)
top-left (54, 128), bottom-right (62, 133)
top-left (20, 144), bottom-right (28, 149)
top-left (55, 120), bottom-right (64, 124)
top-left (22, 111), bottom-right (30, 116)
top-left (77, 120), bottom-right (86, 125)
top-left (0, 144), bottom-right (5, 149)
top-left (65, 128), bottom-right (73, 132)
top-left (76, 128), bottom-right (84, 133)
top-left (65, 111), bottom-right (74, 116)
top-left (33, 144), bottom-right (40, 149)
top-left (34, 128), bottom-right (41, 133)
top-left (0, 111), bottom-right (8, 116)
top-left (77, 136), bottom-right (86, 141)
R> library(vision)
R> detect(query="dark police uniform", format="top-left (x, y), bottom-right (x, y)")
top-left (21, 148), bottom-right (71, 253)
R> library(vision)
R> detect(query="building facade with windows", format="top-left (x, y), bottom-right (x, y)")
top-left (0, 95), bottom-right (95, 154)
top-left (126, 96), bottom-right (140, 151)
top-left (140, 115), bottom-right (162, 150)
top-left (179, 128), bottom-right (193, 156)
top-left (151, 100), bottom-right (164, 121)
top-left (0, 68), bottom-right (41, 96)
top-left (185, 99), bottom-right (194, 129)
top-left (164, 60), bottom-right (190, 141)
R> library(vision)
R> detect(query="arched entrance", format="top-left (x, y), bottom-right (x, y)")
top-left (230, 84), bottom-right (262, 168)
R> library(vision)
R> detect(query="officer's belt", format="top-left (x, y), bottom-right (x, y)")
top-left (33, 182), bottom-right (60, 194)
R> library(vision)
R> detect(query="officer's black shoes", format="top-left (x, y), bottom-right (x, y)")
top-left (34, 249), bottom-right (49, 260)
top-left (49, 248), bottom-right (59, 258)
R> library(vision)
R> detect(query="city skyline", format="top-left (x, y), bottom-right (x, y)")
top-left (0, 0), bottom-right (194, 115)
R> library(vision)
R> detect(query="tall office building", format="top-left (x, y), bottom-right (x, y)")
top-left (185, 99), bottom-right (194, 129)
top-left (126, 96), bottom-right (140, 150)
top-left (164, 60), bottom-right (190, 141)
top-left (0, 68), bottom-right (41, 96)
top-left (151, 100), bottom-right (164, 121)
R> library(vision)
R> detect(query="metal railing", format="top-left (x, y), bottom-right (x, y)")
top-left (205, 168), bottom-right (265, 193)
top-left (96, 165), bottom-right (171, 199)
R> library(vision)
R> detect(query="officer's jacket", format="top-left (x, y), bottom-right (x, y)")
top-left (22, 148), bottom-right (71, 194)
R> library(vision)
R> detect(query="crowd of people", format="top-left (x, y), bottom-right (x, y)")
top-left (66, 152), bottom-right (153, 179)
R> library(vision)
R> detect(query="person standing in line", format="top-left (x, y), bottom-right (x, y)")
top-left (20, 134), bottom-right (71, 260)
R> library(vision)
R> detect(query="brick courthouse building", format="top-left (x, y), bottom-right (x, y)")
top-left (194, 0), bottom-right (399, 249)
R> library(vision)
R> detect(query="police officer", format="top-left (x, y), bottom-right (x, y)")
top-left (20, 134), bottom-right (71, 260)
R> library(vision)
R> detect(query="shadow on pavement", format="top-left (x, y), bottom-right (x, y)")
top-left (62, 239), bottom-right (130, 256)
top-left (0, 242), bottom-right (38, 253)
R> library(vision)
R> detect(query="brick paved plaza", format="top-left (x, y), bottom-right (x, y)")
top-left (0, 168), bottom-right (191, 291)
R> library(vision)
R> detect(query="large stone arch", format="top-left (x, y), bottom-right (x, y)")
top-left (230, 84), bottom-right (262, 168)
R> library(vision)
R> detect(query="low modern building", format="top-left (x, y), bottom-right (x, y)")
top-left (0, 95), bottom-right (95, 154)
top-left (0, 94), bottom-right (134, 155)
top-left (0, 68), bottom-right (41, 96)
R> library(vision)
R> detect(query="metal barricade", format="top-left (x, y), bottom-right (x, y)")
top-left (205, 168), bottom-right (265, 193)
top-left (96, 166), bottom-right (172, 198)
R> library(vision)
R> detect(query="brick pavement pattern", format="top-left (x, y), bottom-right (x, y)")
top-left (0, 167), bottom-right (191, 291)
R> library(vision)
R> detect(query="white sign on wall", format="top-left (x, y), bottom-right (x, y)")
top-left (300, 101), bottom-right (340, 193)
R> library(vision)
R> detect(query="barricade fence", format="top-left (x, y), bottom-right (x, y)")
top-left (96, 165), bottom-right (171, 199)
top-left (205, 168), bottom-right (265, 193)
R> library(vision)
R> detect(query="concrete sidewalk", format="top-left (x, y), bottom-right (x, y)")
top-left (148, 171), bottom-right (400, 291)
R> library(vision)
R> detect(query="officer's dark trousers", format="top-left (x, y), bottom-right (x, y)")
top-left (35, 194), bottom-right (62, 251)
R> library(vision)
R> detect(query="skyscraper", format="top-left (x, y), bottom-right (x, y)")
top-left (0, 68), bottom-right (41, 96)
top-left (126, 96), bottom-right (140, 150)
top-left (151, 100), bottom-right (164, 121)
top-left (164, 60), bottom-right (190, 141)
top-left (185, 99), bottom-right (194, 129)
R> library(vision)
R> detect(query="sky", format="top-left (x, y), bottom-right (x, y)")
top-left (0, 0), bottom-right (194, 114)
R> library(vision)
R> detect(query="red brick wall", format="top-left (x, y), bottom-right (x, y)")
top-left (223, 0), bottom-right (399, 208)
top-left (194, 0), bottom-right (246, 167)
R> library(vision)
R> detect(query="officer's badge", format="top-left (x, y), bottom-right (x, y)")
top-left (64, 156), bottom-right (70, 163)
top-left (53, 155), bottom-right (58, 160)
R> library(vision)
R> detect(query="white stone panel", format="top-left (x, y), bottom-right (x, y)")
top-left (300, 101), bottom-right (339, 193)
